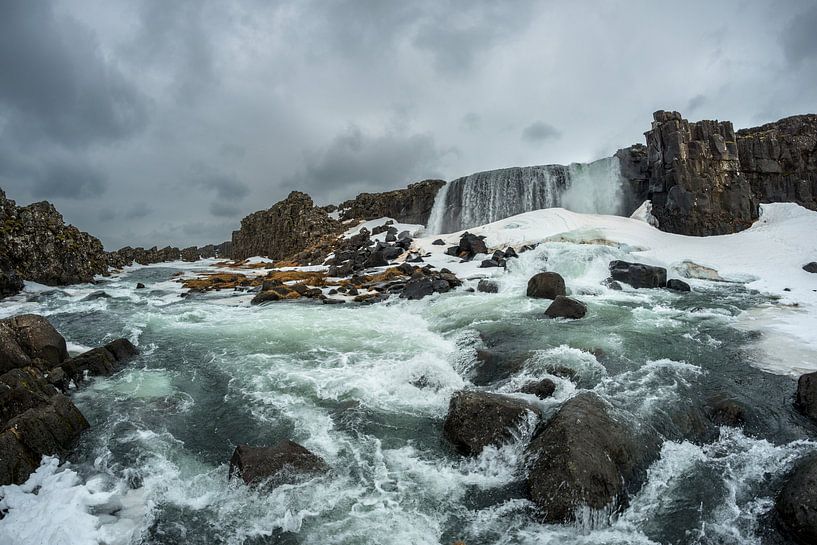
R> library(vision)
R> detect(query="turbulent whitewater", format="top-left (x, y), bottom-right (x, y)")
top-left (1, 204), bottom-right (817, 544)
top-left (426, 157), bottom-right (630, 234)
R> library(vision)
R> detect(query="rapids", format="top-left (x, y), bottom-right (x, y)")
top-left (0, 242), bottom-right (814, 545)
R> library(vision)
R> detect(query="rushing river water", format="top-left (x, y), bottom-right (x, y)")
top-left (0, 242), bottom-right (814, 545)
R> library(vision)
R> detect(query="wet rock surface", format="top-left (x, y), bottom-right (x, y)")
top-left (795, 372), bottom-right (817, 423)
top-left (544, 296), bottom-right (587, 319)
top-left (443, 390), bottom-right (539, 455)
top-left (526, 393), bottom-right (655, 523)
top-left (609, 260), bottom-right (668, 288)
top-left (527, 272), bottom-right (566, 299)
top-left (228, 440), bottom-right (328, 487)
top-left (777, 454), bottom-right (817, 544)
top-left (336, 180), bottom-right (445, 225)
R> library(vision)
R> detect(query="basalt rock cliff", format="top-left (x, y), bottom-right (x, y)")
top-left (619, 111), bottom-right (817, 236)
top-left (337, 179), bottom-right (445, 225)
top-left (106, 241), bottom-right (232, 268)
top-left (231, 191), bottom-right (343, 261)
top-left (0, 189), bottom-right (107, 295)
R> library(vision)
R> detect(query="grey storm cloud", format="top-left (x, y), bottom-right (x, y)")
top-left (286, 125), bottom-right (452, 202)
top-left (781, 3), bottom-right (817, 65)
top-left (521, 122), bottom-right (561, 143)
top-left (0, 0), bottom-right (816, 250)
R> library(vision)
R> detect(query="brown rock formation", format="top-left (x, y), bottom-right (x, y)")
top-left (337, 179), bottom-right (446, 225)
top-left (231, 191), bottom-right (342, 261)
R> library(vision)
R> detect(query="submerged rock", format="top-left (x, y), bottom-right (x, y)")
top-left (666, 279), bottom-right (692, 292)
top-left (228, 440), bottom-right (328, 486)
top-left (477, 280), bottom-right (498, 293)
top-left (519, 379), bottom-right (556, 399)
top-left (443, 390), bottom-right (539, 455)
top-left (136, 282), bottom-right (146, 289)
top-left (795, 372), bottom-right (817, 423)
top-left (544, 296), bottom-right (587, 319)
top-left (776, 455), bottom-right (817, 544)
top-left (526, 393), bottom-right (652, 523)
top-left (609, 260), bottom-right (667, 289)
top-left (526, 272), bottom-right (566, 299)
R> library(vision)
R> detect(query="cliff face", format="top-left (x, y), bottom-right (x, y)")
top-left (231, 191), bottom-right (342, 260)
top-left (337, 179), bottom-right (446, 225)
top-left (736, 114), bottom-right (817, 211)
top-left (106, 241), bottom-right (232, 268)
top-left (643, 111), bottom-right (756, 235)
top-left (0, 189), bottom-right (107, 292)
top-left (618, 111), bottom-right (817, 236)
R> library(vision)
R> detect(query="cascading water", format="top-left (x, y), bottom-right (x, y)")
top-left (426, 156), bottom-right (630, 234)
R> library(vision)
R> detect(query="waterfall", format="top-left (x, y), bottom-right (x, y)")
top-left (426, 156), bottom-right (628, 234)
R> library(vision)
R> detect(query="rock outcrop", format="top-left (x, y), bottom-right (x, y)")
top-left (0, 188), bottom-right (107, 290)
top-left (620, 111), bottom-right (817, 236)
top-left (795, 371), bottom-right (817, 423)
top-left (106, 240), bottom-right (232, 268)
top-left (776, 454), bottom-right (817, 544)
top-left (643, 111), bottom-right (755, 235)
top-left (337, 180), bottom-right (446, 225)
top-left (443, 391), bottom-right (539, 455)
top-left (228, 441), bottom-right (328, 487)
top-left (736, 114), bottom-right (817, 213)
top-left (526, 393), bottom-right (654, 523)
top-left (231, 191), bottom-right (342, 261)
top-left (0, 314), bottom-right (139, 485)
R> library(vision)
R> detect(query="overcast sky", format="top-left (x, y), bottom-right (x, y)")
top-left (1, 0), bottom-right (816, 249)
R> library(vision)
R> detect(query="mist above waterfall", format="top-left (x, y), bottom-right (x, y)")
top-left (426, 156), bottom-right (629, 234)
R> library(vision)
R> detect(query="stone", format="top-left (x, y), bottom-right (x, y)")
top-left (385, 232), bottom-right (397, 243)
top-left (504, 247), bottom-right (518, 259)
top-left (6, 394), bottom-right (89, 456)
top-left (526, 393), bottom-right (652, 523)
top-left (0, 189), bottom-right (107, 286)
top-left (795, 372), bottom-right (817, 423)
top-left (609, 260), bottom-right (667, 288)
top-left (544, 296), bottom-right (587, 319)
top-left (432, 239), bottom-right (445, 246)
top-left (0, 430), bottom-right (39, 486)
top-left (136, 282), bottom-right (146, 289)
top-left (443, 391), bottom-right (539, 456)
top-left (776, 455), bottom-right (817, 544)
top-left (336, 180), bottom-right (446, 225)
top-left (705, 396), bottom-right (747, 427)
top-left (3, 314), bottom-right (68, 367)
top-left (458, 232), bottom-right (488, 258)
top-left (477, 280), bottom-right (498, 293)
top-left (479, 259), bottom-right (503, 268)
top-left (602, 277), bottom-right (623, 290)
top-left (104, 338), bottom-right (140, 362)
top-left (231, 191), bottom-right (342, 261)
top-left (666, 279), bottom-right (691, 292)
top-left (228, 440), bottom-right (328, 486)
top-left (519, 379), bottom-right (556, 399)
top-left (526, 272), bottom-right (566, 299)
top-left (804, 262), bottom-right (817, 274)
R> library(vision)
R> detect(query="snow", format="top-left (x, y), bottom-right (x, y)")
top-left (412, 203), bottom-right (817, 375)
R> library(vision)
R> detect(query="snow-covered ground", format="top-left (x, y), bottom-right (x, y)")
top-left (409, 203), bottom-right (817, 375)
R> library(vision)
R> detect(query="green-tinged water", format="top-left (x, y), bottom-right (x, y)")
top-left (0, 244), bottom-right (814, 545)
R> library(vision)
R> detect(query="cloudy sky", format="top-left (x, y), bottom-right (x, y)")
top-left (1, 0), bottom-right (816, 249)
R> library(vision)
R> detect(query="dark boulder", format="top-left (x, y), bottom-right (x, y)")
top-left (3, 314), bottom-right (68, 368)
top-left (6, 394), bottom-right (89, 456)
top-left (666, 279), bottom-right (691, 292)
top-left (136, 282), bottom-right (146, 289)
top-left (519, 379), bottom-right (556, 399)
top-left (0, 261), bottom-right (23, 299)
top-left (705, 396), bottom-right (747, 427)
top-left (477, 280), bottom-right (498, 293)
top-left (526, 272), bottom-right (566, 299)
top-left (443, 391), bottom-right (539, 455)
top-left (228, 440), bottom-right (328, 487)
top-left (432, 239), bottom-right (445, 246)
top-left (804, 262), bottom-right (817, 274)
top-left (400, 270), bottom-right (461, 301)
top-left (445, 246), bottom-right (460, 256)
top-left (0, 430), bottom-right (39, 485)
top-left (777, 455), bottom-right (817, 544)
top-left (364, 251), bottom-right (389, 268)
top-left (795, 372), bottom-right (817, 422)
top-left (526, 393), bottom-right (652, 523)
top-left (59, 339), bottom-right (139, 383)
top-left (602, 277), bottom-right (623, 290)
top-left (381, 246), bottom-right (403, 261)
top-left (458, 232), bottom-right (488, 258)
top-left (104, 338), bottom-right (140, 361)
top-left (609, 260), bottom-right (667, 288)
top-left (479, 258), bottom-right (504, 268)
top-left (544, 296), bottom-right (587, 319)
top-left (504, 247), bottom-right (518, 259)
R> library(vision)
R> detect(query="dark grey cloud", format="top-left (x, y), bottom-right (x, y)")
top-left (286, 125), bottom-right (453, 202)
top-left (193, 173), bottom-right (250, 200)
top-left (30, 161), bottom-right (107, 200)
top-left (209, 202), bottom-right (241, 218)
top-left (521, 122), bottom-right (561, 143)
top-left (781, 4), bottom-right (817, 65)
top-left (1, 0), bottom-right (815, 250)
top-left (0, 1), bottom-right (147, 148)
